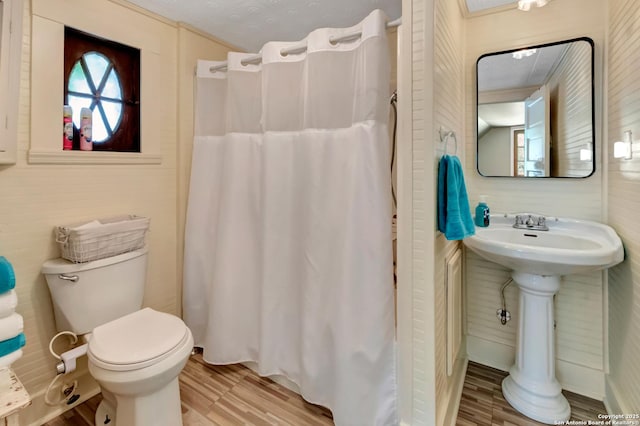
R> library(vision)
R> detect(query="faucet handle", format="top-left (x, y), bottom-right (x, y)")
top-left (513, 213), bottom-right (549, 230)
top-left (525, 215), bottom-right (534, 226)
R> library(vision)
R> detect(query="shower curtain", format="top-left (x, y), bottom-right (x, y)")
top-left (183, 10), bottom-right (397, 425)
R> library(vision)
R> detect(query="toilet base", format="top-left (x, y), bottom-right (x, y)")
top-left (92, 376), bottom-right (183, 426)
top-left (95, 396), bottom-right (116, 425)
top-left (114, 376), bottom-right (182, 426)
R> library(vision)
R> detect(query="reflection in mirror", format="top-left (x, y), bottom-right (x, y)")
top-left (476, 38), bottom-right (594, 178)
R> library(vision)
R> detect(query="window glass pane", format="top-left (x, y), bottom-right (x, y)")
top-left (68, 62), bottom-right (92, 94)
top-left (92, 110), bottom-right (108, 143)
top-left (84, 52), bottom-right (109, 89)
top-left (102, 69), bottom-right (122, 100)
top-left (68, 54), bottom-right (125, 144)
top-left (65, 27), bottom-right (140, 151)
top-left (102, 100), bottom-right (123, 132)
top-left (67, 95), bottom-right (92, 128)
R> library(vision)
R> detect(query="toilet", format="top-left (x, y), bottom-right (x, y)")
top-left (42, 247), bottom-right (193, 426)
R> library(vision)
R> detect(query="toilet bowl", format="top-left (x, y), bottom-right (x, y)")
top-left (42, 248), bottom-right (193, 426)
top-left (87, 308), bottom-right (194, 426)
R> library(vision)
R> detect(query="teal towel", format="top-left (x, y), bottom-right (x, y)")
top-left (0, 332), bottom-right (25, 358)
top-left (438, 155), bottom-right (475, 240)
top-left (0, 257), bottom-right (15, 294)
top-left (437, 155), bottom-right (450, 233)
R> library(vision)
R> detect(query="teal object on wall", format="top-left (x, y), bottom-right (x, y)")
top-left (0, 257), bottom-right (16, 294)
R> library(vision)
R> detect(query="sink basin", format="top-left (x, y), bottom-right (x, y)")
top-left (463, 214), bottom-right (624, 276)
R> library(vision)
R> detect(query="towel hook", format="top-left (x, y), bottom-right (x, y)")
top-left (439, 127), bottom-right (458, 155)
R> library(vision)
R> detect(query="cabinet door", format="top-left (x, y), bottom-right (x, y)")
top-left (446, 247), bottom-right (463, 377)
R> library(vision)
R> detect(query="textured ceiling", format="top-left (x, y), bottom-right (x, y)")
top-left (124, 0), bottom-right (531, 51)
top-left (127, 0), bottom-right (402, 52)
top-left (477, 43), bottom-right (568, 92)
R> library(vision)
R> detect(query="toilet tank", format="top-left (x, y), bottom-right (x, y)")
top-left (42, 247), bottom-right (148, 335)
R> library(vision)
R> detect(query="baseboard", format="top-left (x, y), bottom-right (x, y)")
top-left (466, 335), bottom-right (604, 400)
top-left (604, 376), bottom-right (630, 416)
top-left (466, 335), bottom-right (514, 371)
top-left (23, 371), bottom-right (100, 426)
top-left (443, 357), bottom-right (469, 426)
top-left (556, 358), bottom-right (604, 400)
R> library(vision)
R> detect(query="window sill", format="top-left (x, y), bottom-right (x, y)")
top-left (28, 150), bottom-right (162, 165)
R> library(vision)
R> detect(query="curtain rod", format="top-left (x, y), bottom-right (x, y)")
top-left (209, 17), bottom-right (402, 74)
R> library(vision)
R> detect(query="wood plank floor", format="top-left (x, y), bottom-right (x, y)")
top-left (456, 361), bottom-right (607, 426)
top-left (44, 358), bottom-right (606, 425)
top-left (43, 352), bottom-right (333, 426)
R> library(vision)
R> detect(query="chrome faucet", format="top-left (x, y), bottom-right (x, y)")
top-left (513, 214), bottom-right (549, 231)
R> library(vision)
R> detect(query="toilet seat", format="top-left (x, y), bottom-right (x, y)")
top-left (88, 308), bottom-right (189, 372)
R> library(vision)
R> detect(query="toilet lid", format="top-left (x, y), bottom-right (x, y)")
top-left (88, 308), bottom-right (188, 368)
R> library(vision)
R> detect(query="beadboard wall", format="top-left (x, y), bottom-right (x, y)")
top-left (547, 40), bottom-right (593, 177)
top-left (433, 0), bottom-right (467, 424)
top-left (606, 0), bottom-right (640, 414)
top-left (0, 1), bottom-right (232, 424)
top-left (463, 0), bottom-right (607, 399)
top-left (405, 0), bottom-right (437, 423)
top-left (402, 0), bottom-right (468, 423)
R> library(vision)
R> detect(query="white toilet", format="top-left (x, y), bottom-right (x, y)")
top-left (42, 247), bottom-right (193, 426)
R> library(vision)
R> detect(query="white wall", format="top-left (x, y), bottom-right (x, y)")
top-left (547, 40), bottom-right (593, 177)
top-left (433, 0), bottom-right (468, 425)
top-left (463, 0), bottom-right (608, 399)
top-left (395, 0), bottom-right (439, 423)
top-left (398, 0), bottom-right (468, 423)
top-left (606, 0), bottom-right (640, 415)
top-left (478, 127), bottom-right (511, 176)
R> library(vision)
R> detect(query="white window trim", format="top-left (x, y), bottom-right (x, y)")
top-left (29, 14), bottom-right (162, 166)
top-left (27, 150), bottom-right (162, 164)
top-left (0, 0), bottom-right (22, 165)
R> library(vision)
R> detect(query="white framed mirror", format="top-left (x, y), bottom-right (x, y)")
top-left (476, 37), bottom-right (594, 178)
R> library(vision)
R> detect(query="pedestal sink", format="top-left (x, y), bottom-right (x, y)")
top-left (463, 214), bottom-right (624, 424)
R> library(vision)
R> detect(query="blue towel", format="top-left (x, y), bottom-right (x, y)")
top-left (0, 332), bottom-right (25, 358)
top-left (0, 257), bottom-right (15, 294)
top-left (438, 155), bottom-right (475, 240)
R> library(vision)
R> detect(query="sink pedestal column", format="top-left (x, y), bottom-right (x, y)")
top-left (502, 272), bottom-right (570, 424)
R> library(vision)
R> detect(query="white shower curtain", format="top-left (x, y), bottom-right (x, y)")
top-left (183, 10), bottom-right (397, 425)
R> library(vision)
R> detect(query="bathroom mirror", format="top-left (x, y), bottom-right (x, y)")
top-left (476, 37), bottom-right (594, 178)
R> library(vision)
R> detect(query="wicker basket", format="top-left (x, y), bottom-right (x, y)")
top-left (55, 215), bottom-right (150, 263)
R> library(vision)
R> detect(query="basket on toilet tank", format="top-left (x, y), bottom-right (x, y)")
top-left (55, 215), bottom-right (150, 263)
